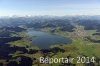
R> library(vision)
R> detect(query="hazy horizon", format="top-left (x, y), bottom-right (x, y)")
top-left (0, 0), bottom-right (100, 16)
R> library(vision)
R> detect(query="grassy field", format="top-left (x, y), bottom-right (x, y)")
top-left (0, 26), bottom-right (100, 66)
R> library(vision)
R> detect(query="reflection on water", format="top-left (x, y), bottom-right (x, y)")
top-left (28, 30), bottom-right (72, 49)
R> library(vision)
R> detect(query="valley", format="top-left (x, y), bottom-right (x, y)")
top-left (0, 16), bottom-right (100, 66)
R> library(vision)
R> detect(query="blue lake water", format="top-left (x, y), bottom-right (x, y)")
top-left (28, 30), bottom-right (72, 49)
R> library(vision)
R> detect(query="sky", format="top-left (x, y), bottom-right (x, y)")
top-left (0, 0), bottom-right (100, 16)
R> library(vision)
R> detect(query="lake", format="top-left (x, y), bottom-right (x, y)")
top-left (27, 30), bottom-right (72, 49)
